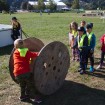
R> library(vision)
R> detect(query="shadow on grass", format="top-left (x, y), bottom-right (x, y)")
top-left (0, 44), bottom-right (13, 56)
top-left (22, 80), bottom-right (105, 105)
top-left (86, 69), bottom-right (105, 79)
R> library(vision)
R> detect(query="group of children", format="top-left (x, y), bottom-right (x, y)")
top-left (69, 21), bottom-right (96, 74)
top-left (69, 20), bottom-right (105, 74)
top-left (11, 17), bottom-right (105, 103)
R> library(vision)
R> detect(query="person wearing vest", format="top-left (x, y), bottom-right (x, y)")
top-left (86, 23), bottom-right (96, 72)
top-left (69, 21), bottom-right (79, 61)
top-left (13, 39), bottom-right (42, 103)
top-left (11, 17), bottom-right (22, 41)
top-left (96, 34), bottom-right (105, 69)
top-left (77, 27), bottom-right (88, 74)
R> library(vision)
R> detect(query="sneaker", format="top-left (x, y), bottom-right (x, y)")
top-left (19, 95), bottom-right (29, 101)
top-left (78, 68), bottom-right (82, 72)
top-left (80, 70), bottom-right (86, 75)
top-left (34, 96), bottom-right (42, 104)
top-left (96, 65), bottom-right (102, 69)
top-left (90, 66), bottom-right (94, 72)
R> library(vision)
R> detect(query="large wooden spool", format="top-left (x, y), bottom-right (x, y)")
top-left (9, 37), bottom-right (44, 83)
top-left (9, 39), bottom-right (70, 95)
top-left (33, 41), bottom-right (70, 95)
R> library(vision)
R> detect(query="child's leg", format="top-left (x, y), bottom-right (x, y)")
top-left (15, 75), bottom-right (27, 99)
top-left (100, 51), bottom-right (105, 65)
top-left (72, 48), bottom-right (75, 60)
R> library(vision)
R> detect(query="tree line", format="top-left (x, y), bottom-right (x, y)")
top-left (62, 0), bottom-right (105, 10)
top-left (0, 0), bottom-right (105, 12)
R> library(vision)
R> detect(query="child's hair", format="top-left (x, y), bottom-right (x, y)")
top-left (81, 20), bottom-right (86, 25)
top-left (70, 21), bottom-right (78, 31)
top-left (14, 39), bottom-right (24, 48)
top-left (12, 17), bottom-right (17, 21)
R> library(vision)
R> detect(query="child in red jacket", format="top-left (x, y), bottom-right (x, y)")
top-left (96, 34), bottom-right (105, 69)
top-left (13, 39), bottom-right (42, 103)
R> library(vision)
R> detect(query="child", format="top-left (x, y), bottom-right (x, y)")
top-left (96, 34), bottom-right (105, 69)
top-left (77, 27), bottom-right (88, 74)
top-left (80, 20), bottom-right (86, 28)
top-left (86, 23), bottom-right (96, 72)
top-left (13, 39), bottom-right (42, 103)
top-left (69, 21), bottom-right (79, 61)
top-left (11, 17), bottom-right (22, 41)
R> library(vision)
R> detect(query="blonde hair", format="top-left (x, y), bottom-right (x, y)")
top-left (14, 39), bottom-right (24, 48)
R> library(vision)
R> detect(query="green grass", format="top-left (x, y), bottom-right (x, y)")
top-left (0, 12), bottom-right (105, 105)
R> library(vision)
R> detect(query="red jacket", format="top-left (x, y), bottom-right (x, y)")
top-left (100, 34), bottom-right (105, 52)
top-left (13, 48), bottom-right (38, 77)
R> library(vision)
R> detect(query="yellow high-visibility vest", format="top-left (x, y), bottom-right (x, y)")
top-left (88, 32), bottom-right (93, 45)
top-left (72, 30), bottom-right (78, 38)
top-left (17, 48), bottom-right (28, 57)
top-left (78, 34), bottom-right (87, 47)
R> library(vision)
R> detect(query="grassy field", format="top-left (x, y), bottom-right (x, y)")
top-left (0, 12), bottom-right (105, 105)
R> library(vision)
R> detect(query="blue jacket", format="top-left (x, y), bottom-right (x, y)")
top-left (87, 33), bottom-right (96, 50)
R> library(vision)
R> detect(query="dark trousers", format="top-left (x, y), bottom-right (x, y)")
top-left (15, 72), bottom-right (36, 97)
top-left (100, 51), bottom-right (105, 65)
top-left (79, 50), bottom-right (88, 70)
top-left (11, 30), bottom-right (20, 41)
top-left (86, 50), bottom-right (94, 67)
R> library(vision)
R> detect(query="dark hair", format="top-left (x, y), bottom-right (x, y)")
top-left (81, 20), bottom-right (86, 24)
top-left (89, 23), bottom-right (93, 28)
top-left (12, 17), bottom-right (17, 20)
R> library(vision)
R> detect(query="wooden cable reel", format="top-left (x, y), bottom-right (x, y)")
top-left (9, 37), bottom-right (44, 83)
top-left (9, 39), bottom-right (70, 95)
top-left (33, 41), bottom-right (70, 95)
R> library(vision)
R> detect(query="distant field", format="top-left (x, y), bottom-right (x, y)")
top-left (0, 12), bottom-right (105, 105)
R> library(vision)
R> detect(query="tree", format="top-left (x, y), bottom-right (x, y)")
top-left (0, 0), bottom-right (9, 11)
top-left (27, 3), bottom-right (33, 10)
top-left (72, 0), bottom-right (79, 9)
top-left (20, 1), bottom-right (28, 10)
top-left (61, 0), bottom-right (73, 7)
top-left (47, 0), bottom-right (57, 12)
top-left (37, 0), bottom-right (45, 10)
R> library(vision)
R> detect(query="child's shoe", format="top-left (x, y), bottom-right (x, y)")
top-left (19, 95), bottom-right (29, 101)
top-left (34, 96), bottom-right (42, 104)
top-left (78, 68), bottom-right (82, 72)
top-left (90, 66), bottom-right (94, 72)
top-left (96, 64), bottom-right (102, 69)
top-left (80, 70), bottom-right (86, 75)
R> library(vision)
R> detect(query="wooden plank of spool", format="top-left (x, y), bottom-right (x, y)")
top-left (9, 37), bottom-right (44, 83)
top-left (33, 41), bottom-right (70, 95)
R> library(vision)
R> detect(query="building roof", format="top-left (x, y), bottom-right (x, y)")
top-left (28, 1), bottom-right (66, 6)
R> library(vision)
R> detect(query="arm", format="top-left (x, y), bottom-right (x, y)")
top-left (27, 51), bottom-right (39, 59)
top-left (90, 34), bottom-right (96, 50)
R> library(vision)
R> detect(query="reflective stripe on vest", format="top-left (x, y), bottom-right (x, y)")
top-left (78, 34), bottom-right (86, 47)
top-left (88, 32), bottom-right (93, 45)
top-left (17, 48), bottom-right (28, 57)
